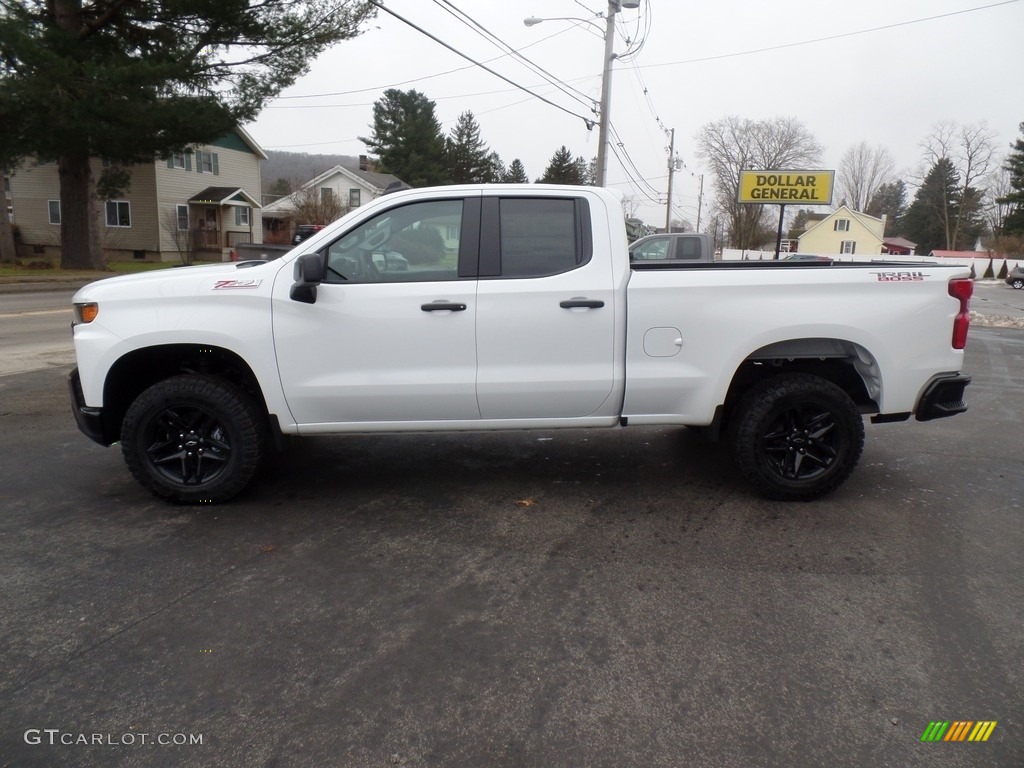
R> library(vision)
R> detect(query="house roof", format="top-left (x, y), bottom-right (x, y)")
top-left (189, 187), bottom-right (261, 207)
top-left (883, 237), bottom-right (917, 249)
top-left (930, 250), bottom-right (989, 258)
top-left (231, 126), bottom-right (268, 160)
top-left (261, 165), bottom-right (404, 217)
top-left (303, 165), bottom-right (402, 193)
top-left (797, 205), bottom-right (884, 243)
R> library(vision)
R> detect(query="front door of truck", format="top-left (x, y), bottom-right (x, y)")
top-left (273, 197), bottom-right (481, 426)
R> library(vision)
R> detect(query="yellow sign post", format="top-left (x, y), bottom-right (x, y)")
top-left (737, 170), bottom-right (835, 258)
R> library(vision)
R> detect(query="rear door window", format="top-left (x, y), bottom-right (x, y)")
top-left (479, 197), bottom-right (592, 278)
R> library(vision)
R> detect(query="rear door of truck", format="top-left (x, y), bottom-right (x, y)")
top-left (474, 191), bottom-right (618, 419)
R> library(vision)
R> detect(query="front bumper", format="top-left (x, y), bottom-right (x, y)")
top-left (915, 373), bottom-right (971, 421)
top-left (68, 368), bottom-right (116, 446)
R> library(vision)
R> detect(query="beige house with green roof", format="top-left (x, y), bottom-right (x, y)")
top-left (7, 126), bottom-right (265, 263)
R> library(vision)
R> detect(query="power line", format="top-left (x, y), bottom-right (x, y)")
top-left (432, 0), bottom-right (596, 112)
top-left (365, 0), bottom-right (596, 129)
top-left (272, 23), bottom-right (595, 101)
top-left (640, 0), bottom-right (1020, 71)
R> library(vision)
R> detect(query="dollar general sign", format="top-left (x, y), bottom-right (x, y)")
top-left (738, 170), bottom-right (834, 204)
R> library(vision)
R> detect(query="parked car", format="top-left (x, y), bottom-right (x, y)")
top-left (1006, 265), bottom-right (1024, 289)
top-left (292, 224), bottom-right (325, 245)
top-left (629, 233), bottom-right (712, 263)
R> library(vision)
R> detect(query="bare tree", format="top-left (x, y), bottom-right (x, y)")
top-left (160, 208), bottom-right (197, 265)
top-left (291, 185), bottom-right (348, 225)
top-left (836, 143), bottom-right (895, 212)
top-left (921, 120), bottom-right (997, 249)
top-left (696, 116), bottom-right (824, 249)
top-left (985, 162), bottom-right (1013, 237)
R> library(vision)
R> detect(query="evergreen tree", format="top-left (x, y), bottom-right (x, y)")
top-left (539, 146), bottom-right (587, 185)
top-left (997, 122), bottom-right (1024, 236)
top-left (865, 180), bottom-right (908, 236)
top-left (445, 111), bottom-right (493, 184)
top-left (0, 0), bottom-right (374, 269)
top-left (902, 159), bottom-right (984, 253)
top-left (502, 159), bottom-right (529, 184)
top-left (361, 89), bottom-right (448, 188)
top-left (482, 151), bottom-right (505, 184)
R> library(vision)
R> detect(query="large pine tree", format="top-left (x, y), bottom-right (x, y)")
top-left (445, 111), bottom-right (498, 184)
top-left (0, 0), bottom-right (374, 269)
top-left (538, 146), bottom-right (588, 185)
top-left (997, 122), bottom-right (1024, 236)
top-left (865, 180), bottom-right (908, 237)
top-left (361, 90), bottom-right (449, 188)
top-left (903, 158), bottom-right (984, 254)
top-left (502, 159), bottom-right (529, 184)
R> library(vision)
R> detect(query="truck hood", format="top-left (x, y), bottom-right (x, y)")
top-left (72, 260), bottom-right (285, 303)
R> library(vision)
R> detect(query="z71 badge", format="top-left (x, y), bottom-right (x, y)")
top-left (870, 271), bottom-right (927, 282)
top-left (212, 279), bottom-right (263, 290)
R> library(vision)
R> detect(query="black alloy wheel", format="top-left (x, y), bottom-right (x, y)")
top-left (729, 373), bottom-right (865, 501)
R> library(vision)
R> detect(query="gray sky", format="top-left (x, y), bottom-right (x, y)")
top-left (248, 0), bottom-right (1024, 228)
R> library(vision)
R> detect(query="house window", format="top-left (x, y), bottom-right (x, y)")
top-left (841, 240), bottom-right (856, 254)
top-left (196, 151), bottom-right (219, 175)
top-left (834, 219), bottom-right (850, 231)
top-left (176, 204), bottom-right (189, 231)
top-left (321, 188), bottom-right (333, 204)
top-left (105, 200), bottom-right (131, 227)
top-left (234, 206), bottom-right (250, 226)
top-left (48, 200), bottom-right (61, 225)
top-left (171, 153), bottom-right (186, 169)
top-left (349, 188), bottom-right (361, 208)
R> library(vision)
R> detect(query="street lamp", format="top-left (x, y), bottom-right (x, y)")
top-left (524, 0), bottom-right (641, 187)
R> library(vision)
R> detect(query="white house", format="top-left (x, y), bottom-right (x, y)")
top-left (261, 163), bottom-right (403, 242)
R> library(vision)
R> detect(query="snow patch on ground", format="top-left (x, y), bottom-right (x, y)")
top-left (970, 310), bottom-right (1024, 329)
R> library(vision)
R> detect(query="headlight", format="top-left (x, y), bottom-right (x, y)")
top-left (73, 302), bottom-right (99, 324)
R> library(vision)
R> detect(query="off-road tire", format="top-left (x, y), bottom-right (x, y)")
top-left (121, 374), bottom-right (265, 504)
top-left (729, 373), bottom-right (864, 501)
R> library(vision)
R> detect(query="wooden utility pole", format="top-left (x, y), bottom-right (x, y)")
top-left (665, 128), bottom-right (675, 232)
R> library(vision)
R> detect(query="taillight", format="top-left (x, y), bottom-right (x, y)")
top-left (948, 278), bottom-right (972, 350)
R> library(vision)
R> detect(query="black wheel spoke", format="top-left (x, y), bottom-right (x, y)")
top-left (760, 403), bottom-right (845, 481)
top-left (141, 403), bottom-right (234, 486)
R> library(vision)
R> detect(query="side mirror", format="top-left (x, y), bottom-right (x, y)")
top-left (290, 253), bottom-right (325, 304)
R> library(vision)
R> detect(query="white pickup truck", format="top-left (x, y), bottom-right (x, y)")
top-left (68, 184), bottom-right (973, 504)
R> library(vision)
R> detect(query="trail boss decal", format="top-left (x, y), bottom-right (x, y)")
top-left (212, 279), bottom-right (263, 290)
top-left (870, 271), bottom-right (927, 282)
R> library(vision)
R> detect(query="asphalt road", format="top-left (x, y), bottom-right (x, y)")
top-left (0, 291), bottom-right (75, 377)
top-left (0, 292), bottom-right (1021, 767)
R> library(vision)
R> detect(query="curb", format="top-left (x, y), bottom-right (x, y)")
top-left (0, 280), bottom-right (94, 295)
